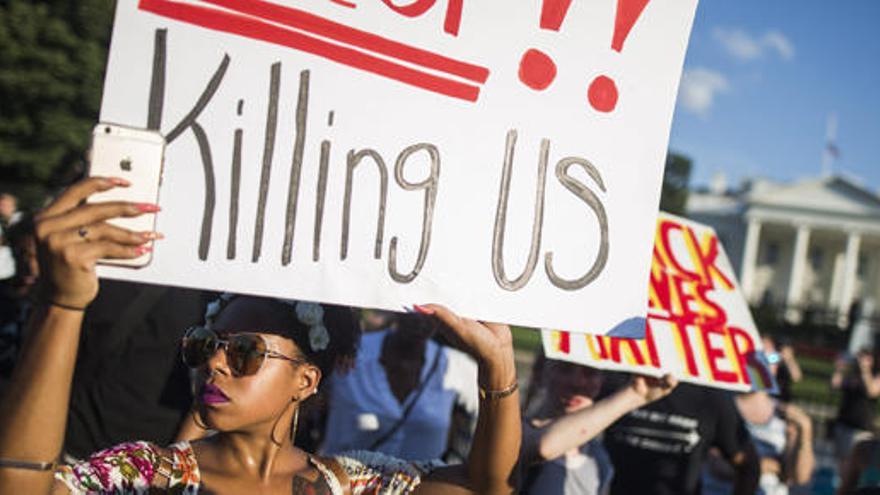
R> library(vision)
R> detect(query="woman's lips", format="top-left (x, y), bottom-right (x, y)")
top-left (201, 383), bottom-right (230, 404)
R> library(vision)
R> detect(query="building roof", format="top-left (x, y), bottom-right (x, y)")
top-left (688, 174), bottom-right (880, 220)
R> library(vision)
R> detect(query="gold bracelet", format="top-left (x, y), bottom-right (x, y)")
top-left (0, 457), bottom-right (58, 471)
top-left (479, 381), bottom-right (519, 401)
top-left (46, 300), bottom-right (87, 312)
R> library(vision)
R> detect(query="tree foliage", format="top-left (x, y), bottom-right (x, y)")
top-left (660, 151), bottom-right (692, 215)
top-left (0, 0), bottom-right (114, 206)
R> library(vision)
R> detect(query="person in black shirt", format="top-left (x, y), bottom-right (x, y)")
top-left (766, 337), bottom-right (802, 404)
top-left (602, 380), bottom-right (759, 495)
top-left (64, 280), bottom-right (210, 459)
top-left (832, 348), bottom-right (880, 472)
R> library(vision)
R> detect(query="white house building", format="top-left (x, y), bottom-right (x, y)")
top-left (686, 175), bottom-right (880, 329)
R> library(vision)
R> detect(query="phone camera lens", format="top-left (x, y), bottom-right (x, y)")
top-left (104, 126), bottom-right (111, 134)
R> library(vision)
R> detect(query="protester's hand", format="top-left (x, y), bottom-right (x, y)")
top-left (779, 403), bottom-right (811, 432)
top-left (33, 177), bottom-right (161, 309)
top-left (628, 373), bottom-right (677, 405)
top-left (858, 353), bottom-right (874, 374)
top-left (780, 345), bottom-right (795, 363)
top-left (415, 304), bottom-right (516, 390)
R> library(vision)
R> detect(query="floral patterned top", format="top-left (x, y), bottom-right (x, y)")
top-left (55, 441), bottom-right (442, 495)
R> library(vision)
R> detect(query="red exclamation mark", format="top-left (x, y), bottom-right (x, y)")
top-left (518, 0), bottom-right (573, 91)
top-left (588, 0), bottom-right (651, 112)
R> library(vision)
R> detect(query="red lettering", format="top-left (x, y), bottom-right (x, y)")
top-left (692, 283), bottom-right (727, 325)
top-left (670, 321), bottom-right (699, 377)
top-left (728, 325), bottom-right (755, 386)
top-left (699, 325), bottom-right (738, 384)
top-left (685, 227), bottom-right (733, 290)
top-left (596, 336), bottom-right (610, 360)
top-left (648, 262), bottom-right (672, 312)
top-left (609, 337), bottom-right (646, 365)
top-left (555, 330), bottom-right (571, 354)
top-left (659, 220), bottom-right (701, 281)
top-left (643, 321), bottom-right (661, 367)
top-left (380, 0), bottom-right (436, 17)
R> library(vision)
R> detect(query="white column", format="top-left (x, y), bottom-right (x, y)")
top-left (838, 232), bottom-right (862, 327)
top-left (785, 225), bottom-right (811, 318)
top-left (739, 218), bottom-right (762, 303)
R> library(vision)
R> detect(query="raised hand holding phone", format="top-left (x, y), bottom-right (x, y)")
top-left (87, 123), bottom-right (165, 268)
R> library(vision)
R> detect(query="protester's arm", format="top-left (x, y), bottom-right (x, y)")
top-left (780, 403), bottom-right (814, 485)
top-left (831, 357), bottom-right (847, 389)
top-left (414, 304), bottom-right (519, 495)
top-left (837, 440), bottom-right (870, 495)
top-left (730, 443), bottom-right (760, 495)
top-left (780, 345), bottom-right (802, 383)
top-left (713, 393), bottom-right (759, 495)
top-left (857, 354), bottom-right (880, 398)
top-left (0, 178), bottom-right (154, 495)
top-left (521, 374), bottom-right (676, 464)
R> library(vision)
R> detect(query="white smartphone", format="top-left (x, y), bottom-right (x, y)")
top-left (87, 123), bottom-right (166, 268)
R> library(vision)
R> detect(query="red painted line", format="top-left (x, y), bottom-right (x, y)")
top-left (139, 0), bottom-right (481, 101)
top-left (200, 0), bottom-right (488, 83)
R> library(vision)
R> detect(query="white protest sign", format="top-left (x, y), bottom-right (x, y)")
top-left (98, 0), bottom-right (698, 332)
top-left (542, 212), bottom-right (777, 392)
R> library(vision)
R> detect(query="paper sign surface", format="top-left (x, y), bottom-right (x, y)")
top-left (98, 0), bottom-right (698, 332)
top-left (543, 212), bottom-right (776, 392)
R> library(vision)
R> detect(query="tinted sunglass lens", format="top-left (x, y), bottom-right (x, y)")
top-left (182, 328), bottom-right (216, 368)
top-left (228, 335), bottom-right (265, 376)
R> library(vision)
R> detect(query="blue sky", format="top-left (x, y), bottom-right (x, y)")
top-left (668, 0), bottom-right (880, 193)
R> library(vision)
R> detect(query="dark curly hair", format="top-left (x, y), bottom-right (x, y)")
top-left (207, 295), bottom-right (362, 380)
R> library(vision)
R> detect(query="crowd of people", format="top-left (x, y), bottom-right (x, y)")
top-left (0, 180), bottom-right (878, 494)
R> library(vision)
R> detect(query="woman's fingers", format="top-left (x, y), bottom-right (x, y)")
top-left (36, 201), bottom-right (157, 241)
top-left (77, 240), bottom-right (148, 264)
top-left (47, 223), bottom-right (160, 250)
top-left (39, 177), bottom-right (129, 218)
top-left (417, 304), bottom-right (460, 329)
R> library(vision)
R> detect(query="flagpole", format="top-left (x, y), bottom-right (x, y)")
top-left (822, 113), bottom-right (837, 177)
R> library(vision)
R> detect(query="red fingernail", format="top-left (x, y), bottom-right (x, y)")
top-left (141, 232), bottom-right (164, 241)
top-left (135, 246), bottom-right (153, 256)
top-left (135, 203), bottom-right (161, 213)
top-left (109, 177), bottom-right (130, 187)
top-left (413, 304), bottom-right (435, 315)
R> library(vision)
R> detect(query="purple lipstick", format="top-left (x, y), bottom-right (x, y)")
top-left (201, 383), bottom-right (230, 405)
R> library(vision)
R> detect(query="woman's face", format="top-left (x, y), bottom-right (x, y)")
top-left (543, 360), bottom-right (603, 413)
top-left (194, 297), bottom-right (321, 433)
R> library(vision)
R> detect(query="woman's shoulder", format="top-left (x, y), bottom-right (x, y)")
top-left (330, 450), bottom-right (444, 495)
top-left (55, 440), bottom-right (200, 494)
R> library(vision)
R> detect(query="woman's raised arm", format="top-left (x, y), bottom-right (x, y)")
top-left (0, 177), bottom-right (159, 494)
top-left (412, 304), bottom-right (520, 495)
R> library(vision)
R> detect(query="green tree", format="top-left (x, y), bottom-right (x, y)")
top-left (0, 0), bottom-right (114, 207)
top-left (659, 151), bottom-right (692, 215)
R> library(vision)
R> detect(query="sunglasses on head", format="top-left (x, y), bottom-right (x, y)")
top-left (181, 326), bottom-right (306, 377)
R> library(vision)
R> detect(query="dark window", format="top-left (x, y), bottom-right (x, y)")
top-left (809, 247), bottom-right (824, 271)
top-left (764, 242), bottom-right (779, 265)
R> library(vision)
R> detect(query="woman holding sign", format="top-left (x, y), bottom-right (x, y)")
top-left (0, 177), bottom-right (521, 494)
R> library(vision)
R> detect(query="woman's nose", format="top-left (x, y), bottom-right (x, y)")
top-left (205, 342), bottom-right (231, 376)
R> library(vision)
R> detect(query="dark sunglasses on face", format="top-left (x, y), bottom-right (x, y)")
top-left (181, 326), bottom-right (306, 377)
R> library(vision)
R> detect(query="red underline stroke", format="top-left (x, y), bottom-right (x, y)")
top-left (138, 0), bottom-right (482, 102)
top-left (200, 0), bottom-right (488, 84)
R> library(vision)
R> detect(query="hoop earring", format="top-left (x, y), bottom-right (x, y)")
top-left (191, 408), bottom-right (210, 430)
top-left (291, 406), bottom-right (300, 444)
